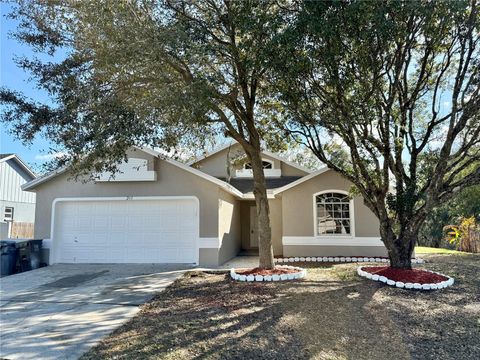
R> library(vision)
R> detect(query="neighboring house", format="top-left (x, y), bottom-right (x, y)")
top-left (22, 143), bottom-right (385, 266)
top-left (0, 154), bottom-right (37, 239)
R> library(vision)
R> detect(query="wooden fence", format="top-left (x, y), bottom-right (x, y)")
top-left (9, 222), bottom-right (35, 239)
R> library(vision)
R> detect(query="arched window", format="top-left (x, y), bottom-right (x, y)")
top-left (244, 159), bottom-right (273, 170)
top-left (315, 192), bottom-right (352, 235)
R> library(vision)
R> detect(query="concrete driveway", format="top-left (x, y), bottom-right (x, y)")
top-left (0, 264), bottom-right (191, 360)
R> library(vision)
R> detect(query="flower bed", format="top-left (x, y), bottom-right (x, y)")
top-left (275, 256), bottom-right (425, 264)
top-left (230, 265), bottom-right (306, 282)
top-left (357, 266), bottom-right (454, 290)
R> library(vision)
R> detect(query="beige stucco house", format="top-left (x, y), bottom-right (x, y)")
top-left (22, 143), bottom-right (386, 266)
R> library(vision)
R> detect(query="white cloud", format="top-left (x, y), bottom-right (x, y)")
top-left (34, 152), bottom-right (67, 161)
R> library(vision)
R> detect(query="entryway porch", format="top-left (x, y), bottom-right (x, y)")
top-left (236, 198), bottom-right (283, 257)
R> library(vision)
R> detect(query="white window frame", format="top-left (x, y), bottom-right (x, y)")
top-left (313, 190), bottom-right (355, 238)
top-left (4, 206), bottom-right (14, 221)
top-left (243, 159), bottom-right (274, 170)
top-left (235, 158), bottom-right (281, 178)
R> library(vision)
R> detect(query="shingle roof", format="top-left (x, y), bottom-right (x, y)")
top-left (217, 176), bottom-right (303, 193)
top-left (0, 153), bottom-right (14, 159)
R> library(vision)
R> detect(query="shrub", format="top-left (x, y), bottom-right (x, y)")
top-left (443, 217), bottom-right (480, 253)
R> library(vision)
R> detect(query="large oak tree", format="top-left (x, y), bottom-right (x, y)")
top-left (274, 0), bottom-right (480, 268)
top-left (1, 0), bottom-right (292, 269)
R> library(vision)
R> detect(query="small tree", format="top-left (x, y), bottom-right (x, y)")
top-left (444, 217), bottom-right (480, 253)
top-left (419, 181), bottom-right (480, 248)
top-left (274, 0), bottom-right (480, 268)
top-left (1, 0), bottom-right (291, 269)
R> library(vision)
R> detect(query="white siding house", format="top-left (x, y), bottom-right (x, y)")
top-left (0, 154), bottom-right (36, 238)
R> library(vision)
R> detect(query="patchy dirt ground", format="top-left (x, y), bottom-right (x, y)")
top-left (82, 253), bottom-right (479, 360)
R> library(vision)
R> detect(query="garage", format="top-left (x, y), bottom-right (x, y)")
top-left (51, 197), bottom-right (199, 264)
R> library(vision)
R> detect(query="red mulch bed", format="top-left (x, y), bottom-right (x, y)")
top-left (236, 266), bottom-right (300, 276)
top-left (362, 266), bottom-right (448, 284)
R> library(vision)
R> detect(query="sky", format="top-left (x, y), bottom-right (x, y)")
top-left (0, 2), bottom-right (58, 172)
top-left (0, 3), bottom-right (457, 174)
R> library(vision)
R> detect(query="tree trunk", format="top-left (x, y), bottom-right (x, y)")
top-left (380, 223), bottom-right (416, 269)
top-left (387, 241), bottom-right (414, 269)
top-left (250, 152), bottom-right (275, 269)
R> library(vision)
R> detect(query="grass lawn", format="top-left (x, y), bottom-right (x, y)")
top-left (82, 252), bottom-right (479, 360)
top-left (415, 246), bottom-right (468, 255)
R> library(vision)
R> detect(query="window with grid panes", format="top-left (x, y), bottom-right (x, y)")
top-left (315, 193), bottom-right (351, 235)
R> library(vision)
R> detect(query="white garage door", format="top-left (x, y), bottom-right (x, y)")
top-left (52, 197), bottom-right (198, 264)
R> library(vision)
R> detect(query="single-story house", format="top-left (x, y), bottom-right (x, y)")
top-left (22, 143), bottom-right (386, 266)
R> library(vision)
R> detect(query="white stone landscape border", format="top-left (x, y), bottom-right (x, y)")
top-left (230, 266), bottom-right (307, 282)
top-left (357, 266), bottom-right (454, 290)
top-left (274, 256), bottom-right (425, 264)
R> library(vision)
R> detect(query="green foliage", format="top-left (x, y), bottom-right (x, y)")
top-left (419, 185), bottom-right (480, 248)
top-left (1, 0), bottom-right (478, 265)
top-left (0, 0), bottom-right (291, 176)
top-left (276, 143), bottom-right (323, 171)
top-left (418, 207), bottom-right (453, 248)
top-left (271, 0), bottom-right (480, 257)
top-left (1, 0), bottom-right (296, 268)
top-left (443, 216), bottom-right (480, 253)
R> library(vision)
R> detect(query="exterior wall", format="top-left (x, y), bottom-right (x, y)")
top-left (0, 222), bottom-right (8, 239)
top-left (0, 200), bottom-right (36, 223)
top-left (239, 199), bottom-right (283, 256)
top-left (0, 160), bottom-right (36, 203)
top-left (281, 170), bottom-right (380, 237)
top-left (269, 198), bottom-right (283, 255)
top-left (0, 159), bottom-right (36, 238)
top-left (30, 148), bottom-right (256, 266)
top-left (199, 248), bottom-right (219, 266)
top-left (280, 170), bottom-right (384, 256)
top-left (280, 162), bottom-right (308, 177)
top-left (193, 143), bottom-right (242, 178)
top-left (31, 145), bottom-right (390, 264)
top-left (32, 157), bottom-right (221, 247)
top-left (193, 143), bottom-right (308, 179)
top-left (217, 190), bottom-right (242, 264)
top-left (0, 200), bottom-right (35, 239)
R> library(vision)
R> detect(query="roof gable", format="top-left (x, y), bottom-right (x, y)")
top-left (21, 147), bottom-right (243, 198)
top-left (20, 145), bottom-right (321, 198)
top-left (189, 141), bottom-right (313, 174)
top-left (0, 154), bottom-right (36, 180)
top-left (272, 167), bottom-right (331, 194)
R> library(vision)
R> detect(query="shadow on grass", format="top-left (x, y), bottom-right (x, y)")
top-left (82, 255), bottom-right (479, 360)
top-left (81, 272), bottom-right (404, 359)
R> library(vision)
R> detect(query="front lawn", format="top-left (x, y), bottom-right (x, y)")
top-left (82, 253), bottom-right (479, 360)
top-left (415, 246), bottom-right (469, 255)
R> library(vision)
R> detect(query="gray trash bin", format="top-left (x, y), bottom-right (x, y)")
top-left (27, 239), bottom-right (43, 269)
top-left (1, 240), bottom-right (18, 276)
top-left (14, 239), bottom-right (31, 272)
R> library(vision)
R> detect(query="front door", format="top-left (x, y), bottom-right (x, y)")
top-left (249, 206), bottom-right (258, 247)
